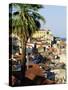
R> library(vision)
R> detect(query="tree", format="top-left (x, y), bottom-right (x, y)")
top-left (9, 4), bottom-right (45, 79)
top-left (9, 3), bottom-right (45, 59)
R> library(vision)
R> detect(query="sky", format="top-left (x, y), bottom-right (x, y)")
top-left (10, 5), bottom-right (66, 38)
top-left (39, 5), bottom-right (66, 38)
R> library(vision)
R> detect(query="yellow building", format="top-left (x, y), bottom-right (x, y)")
top-left (32, 29), bottom-right (53, 45)
top-left (32, 30), bottom-right (47, 38)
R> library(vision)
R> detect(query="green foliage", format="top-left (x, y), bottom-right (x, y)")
top-left (9, 3), bottom-right (45, 38)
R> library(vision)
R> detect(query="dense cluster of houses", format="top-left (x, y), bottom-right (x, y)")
top-left (9, 29), bottom-right (66, 86)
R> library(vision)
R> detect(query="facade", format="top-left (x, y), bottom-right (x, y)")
top-left (32, 29), bottom-right (54, 47)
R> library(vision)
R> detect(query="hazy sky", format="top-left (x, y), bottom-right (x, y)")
top-left (39, 5), bottom-right (66, 38)
top-left (10, 5), bottom-right (66, 38)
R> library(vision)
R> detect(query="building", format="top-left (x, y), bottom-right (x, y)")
top-left (32, 29), bottom-right (54, 47)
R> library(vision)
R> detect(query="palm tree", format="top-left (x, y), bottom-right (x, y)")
top-left (9, 3), bottom-right (45, 60)
top-left (9, 4), bottom-right (45, 82)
